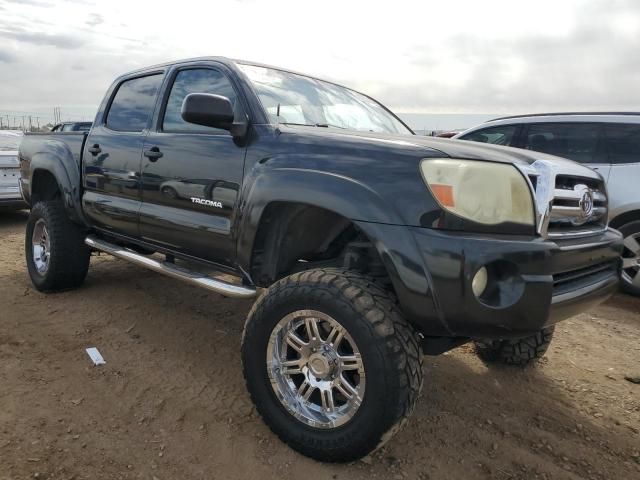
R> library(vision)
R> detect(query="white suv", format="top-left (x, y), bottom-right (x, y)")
top-left (455, 113), bottom-right (640, 295)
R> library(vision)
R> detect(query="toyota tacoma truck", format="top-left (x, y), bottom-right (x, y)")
top-left (19, 57), bottom-right (623, 462)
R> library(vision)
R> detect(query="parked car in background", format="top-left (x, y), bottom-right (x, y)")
top-left (435, 130), bottom-right (462, 138)
top-left (51, 121), bottom-right (92, 132)
top-left (0, 130), bottom-right (26, 209)
top-left (455, 113), bottom-right (640, 295)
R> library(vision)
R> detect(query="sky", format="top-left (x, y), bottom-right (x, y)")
top-left (0, 0), bottom-right (639, 130)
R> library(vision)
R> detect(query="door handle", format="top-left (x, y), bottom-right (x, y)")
top-left (88, 144), bottom-right (101, 155)
top-left (144, 146), bottom-right (163, 162)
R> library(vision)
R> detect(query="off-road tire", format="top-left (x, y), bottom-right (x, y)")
top-left (241, 268), bottom-right (423, 462)
top-left (619, 220), bottom-right (640, 296)
top-left (474, 326), bottom-right (555, 366)
top-left (25, 200), bottom-right (90, 292)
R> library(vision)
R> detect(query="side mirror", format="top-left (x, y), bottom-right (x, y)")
top-left (181, 93), bottom-right (235, 130)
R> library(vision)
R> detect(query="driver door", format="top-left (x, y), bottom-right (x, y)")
top-left (138, 65), bottom-right (247, 267)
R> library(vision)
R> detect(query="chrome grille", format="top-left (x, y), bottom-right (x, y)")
top-left (547, 175), bottom-right (608, 237)
top-left (517, 160), bottom-right (609, 239)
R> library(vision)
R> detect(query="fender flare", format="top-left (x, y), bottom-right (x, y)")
top-left (236, 166), bottom-right (407, 275)
top-left (28, 141), bottom-right (85, 225)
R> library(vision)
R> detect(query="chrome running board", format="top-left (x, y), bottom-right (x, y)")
top-left (85, 235), bottom-right (257, 299)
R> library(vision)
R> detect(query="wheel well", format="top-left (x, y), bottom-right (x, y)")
top-left (250, 202), bottom-right (390, 287)
top-left (609, 210), bottom-right (640, 230)
top-left (31, 170), bottom-right (60, 205)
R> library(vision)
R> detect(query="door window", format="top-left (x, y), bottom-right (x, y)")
top-left (106, 74), bottom-right (163, 132)
top-left (162, 68), bottom-right (243, 134)
top-left (524, 123), bottom-right (601, 163)
top-left (461, 125), bottom-right (517, 146)
top-left (604, 123), bottom-right (640, 164)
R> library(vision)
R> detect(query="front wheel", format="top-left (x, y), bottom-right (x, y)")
top-left (25, 200), bottom-right (91, 292)
top-left (474, 326), bottom-right (555, 366)
top-left (241, 269), bottom-right (423, 462)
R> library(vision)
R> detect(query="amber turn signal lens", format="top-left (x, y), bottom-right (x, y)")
top-left (429, 184), bottom-right (455, 207)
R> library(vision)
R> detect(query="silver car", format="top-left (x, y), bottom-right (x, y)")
top-left (454, 113), bottom-right (640, 295)
top-left (0, 130), bottom-right (26, 209)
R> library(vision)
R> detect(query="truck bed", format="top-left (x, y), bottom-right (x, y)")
top-left (19, 131), bottom-right (87, 205)
top-left (20, 131), bottom-right (87, 168)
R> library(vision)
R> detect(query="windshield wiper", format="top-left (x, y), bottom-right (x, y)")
top-left (280, 122), bottom-right (347, 130)
top-left (314, 123), bottom-right (347, 129)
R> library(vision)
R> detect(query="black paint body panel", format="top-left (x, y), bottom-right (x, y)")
top-left (18, 56), bottom-right (624, 340)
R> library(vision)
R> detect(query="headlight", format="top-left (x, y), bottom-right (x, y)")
top-left (420, 158), bottom-right (535, 226)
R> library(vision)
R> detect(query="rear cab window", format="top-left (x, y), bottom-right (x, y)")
top-left (106, 74), bottom-right (164, 132)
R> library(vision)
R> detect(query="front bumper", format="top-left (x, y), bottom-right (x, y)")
top-left (357, 222), bottom-right (623, 339)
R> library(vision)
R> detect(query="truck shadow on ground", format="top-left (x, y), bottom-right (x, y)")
top-left (61, 257), bottom-right (638, 480)
top-left (0, 209), bottom-right (28, 229)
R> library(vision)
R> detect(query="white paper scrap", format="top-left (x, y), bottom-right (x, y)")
top-left (86, 347), bottom-right (106, 366)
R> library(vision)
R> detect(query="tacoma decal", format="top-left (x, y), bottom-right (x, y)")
top-left (191, 197), bottom-right (223, 208)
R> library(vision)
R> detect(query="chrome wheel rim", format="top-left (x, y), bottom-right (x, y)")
top-left (266, 310), bottom-right (365, 429)
top-left (31, 219), bottom-right (51, 275)
top-left (622, 232), bottom-right (640, 289)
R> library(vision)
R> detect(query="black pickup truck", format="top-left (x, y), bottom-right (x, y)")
top-left (19, 57), bottom-right (623, 462)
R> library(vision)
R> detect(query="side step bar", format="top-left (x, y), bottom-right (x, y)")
top-left (85, 235), bottom-right (257, 299)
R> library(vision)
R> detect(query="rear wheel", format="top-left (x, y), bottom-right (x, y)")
top-left (619, 220), bottom-right (640, 296)
top-left (241, 268), bottom-right (423, 462)
top-left (474, 326), bottom-right (555, 366)
top-left (25, 200), bottom-right (90, 292)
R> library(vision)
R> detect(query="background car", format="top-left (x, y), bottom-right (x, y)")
top-left (454, 112), bottom-right (640, 295)
top-left (50, 121), bottom-right (93, 132)
top-left (0, 130), bottom-right (26, 210)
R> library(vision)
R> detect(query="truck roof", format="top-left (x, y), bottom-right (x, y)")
top-left (117, 56), bottom-right (343, 91)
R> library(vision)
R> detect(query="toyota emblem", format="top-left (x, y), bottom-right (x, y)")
top-left (579, 189), bottom-right (594, 217)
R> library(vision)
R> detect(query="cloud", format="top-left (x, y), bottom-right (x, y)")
top-left (0, 28), bottom-right (86, 49)
top-left (371, 0), bottom-right (640, 112)
top-left (0, 0), bottom-right (639, 127)
top-left (1, 0), bottom-right (54, 7)
top-left (86, 12), bottom-right (104, 27)
top-left (0, 50), bottom-right (15, 63)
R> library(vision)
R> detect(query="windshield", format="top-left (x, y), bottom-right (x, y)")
top-left (238, 64), bottom-right (413, 135)
top-left (0, 134), bottom-right (21, 151)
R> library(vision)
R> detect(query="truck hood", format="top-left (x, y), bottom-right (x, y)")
top-left (279, 125), bottom-right (596, 174)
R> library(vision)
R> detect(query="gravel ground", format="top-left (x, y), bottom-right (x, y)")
top-left (1, 210), bottom-right (639, 480)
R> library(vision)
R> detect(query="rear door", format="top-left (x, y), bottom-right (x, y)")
top-left (82, 72), bottom-right (164, 237)
top-left (521, 122), bottom-right (611, 180)
top-left (138, 64), bottom-right (247, 267)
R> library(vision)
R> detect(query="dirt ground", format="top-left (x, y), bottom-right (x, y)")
top-left (1, 210), bottom-right (639, 480)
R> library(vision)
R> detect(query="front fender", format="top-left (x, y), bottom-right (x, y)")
top-left (236, 166), bottom-right (407, 269)
top-left (235, 165), bottom-right (445, 333)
